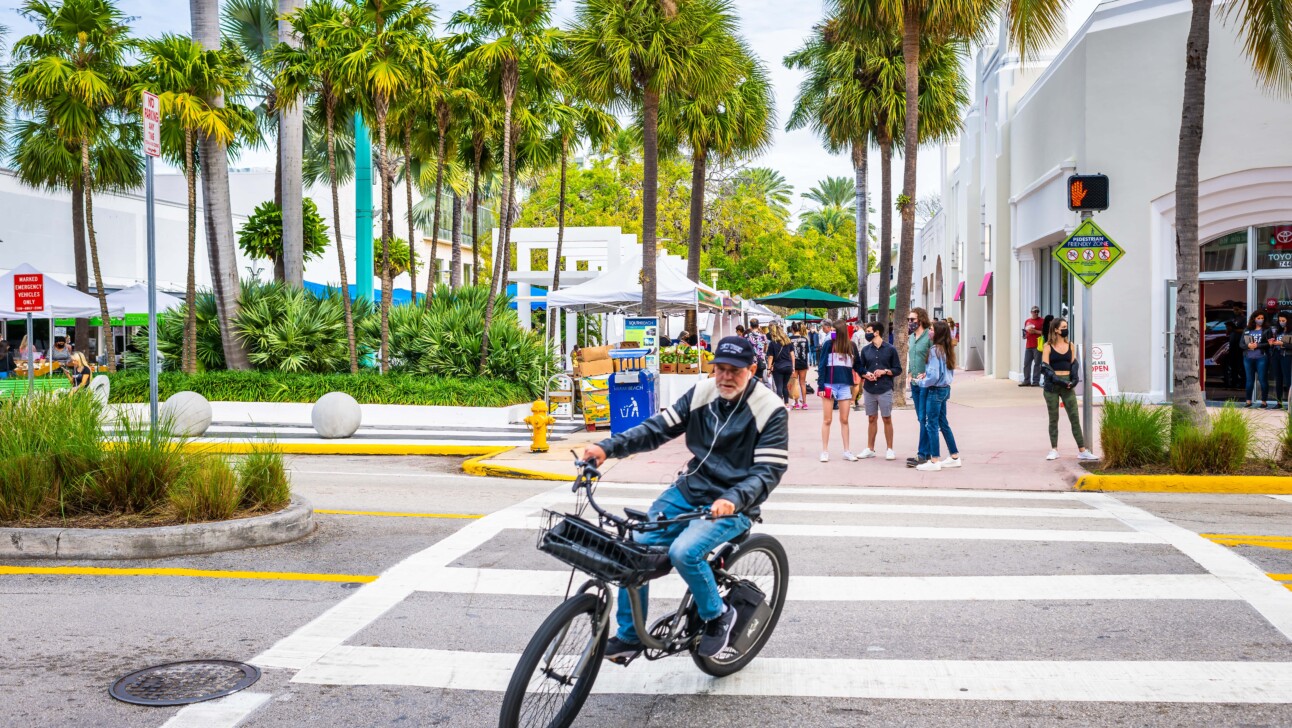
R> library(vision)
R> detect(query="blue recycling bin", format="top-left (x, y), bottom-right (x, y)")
top-left (609, 369), bottom-right (657, 435)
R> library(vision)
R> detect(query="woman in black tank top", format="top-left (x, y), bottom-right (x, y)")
top-left (1041, 318), bottom-right (1095, 462)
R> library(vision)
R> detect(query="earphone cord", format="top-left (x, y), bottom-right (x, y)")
top-left (679, 382), bottom-right (750, 481)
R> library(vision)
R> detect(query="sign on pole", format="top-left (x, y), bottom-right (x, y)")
top-left (142, 91), bottom-right (161, 158)
top-left (1054, 218), bottom-right (1125, 288)
top-left (13, 273), bottom-right (44, 313)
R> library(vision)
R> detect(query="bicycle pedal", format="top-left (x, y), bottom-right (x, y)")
top-left (606, 652), bottom-right (640, 667)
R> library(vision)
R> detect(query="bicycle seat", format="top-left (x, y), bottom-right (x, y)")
top-left (728, 529), bottom-right (751, 546)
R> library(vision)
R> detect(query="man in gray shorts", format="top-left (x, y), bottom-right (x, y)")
top-left (857, 321), bottom-right (903, 461)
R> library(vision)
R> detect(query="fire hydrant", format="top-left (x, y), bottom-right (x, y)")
top-left (524, 400), bottom-right (556, 453)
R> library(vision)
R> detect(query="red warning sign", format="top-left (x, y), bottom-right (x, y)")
top-left (13, 273), bottom-right (44, 313)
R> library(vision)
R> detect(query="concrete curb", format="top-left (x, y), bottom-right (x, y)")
top-left (178, 442), bottom-right (506, 456)
top-left (0, 498), bottom-right (316, 560)
top-left (1076, 474), bottom-right (1292, 494)
top-left (461, 448), bottom-right (570, 481)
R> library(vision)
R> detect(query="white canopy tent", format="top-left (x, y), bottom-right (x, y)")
top-left (545, 254), bottom-right (722, 314)
top-left (0, 263), bottom-right (119, 320)
top-left (105, 284), bottom-right (183, 317)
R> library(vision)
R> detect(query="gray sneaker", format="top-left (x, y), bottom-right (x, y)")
top-left (697, 606), bottom-right (737, 658)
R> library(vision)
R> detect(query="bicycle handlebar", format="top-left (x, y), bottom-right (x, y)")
top-left (571, 456), bottom-right (734, 532)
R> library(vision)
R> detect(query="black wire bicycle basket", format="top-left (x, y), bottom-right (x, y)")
top-left (538, 510), bottom-right (672, 586)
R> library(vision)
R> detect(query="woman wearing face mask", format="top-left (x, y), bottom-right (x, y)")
top-left (789, 323), bottom-right (811, 409)
top-left (1041, 318), bottom-right (1098, 462)
top-left (817, 318), bottom-right (866, 462)
top-left (1243, 311), bottom-right (1270, 408)
top-left (1268, 312), bottom-right (1290, 410)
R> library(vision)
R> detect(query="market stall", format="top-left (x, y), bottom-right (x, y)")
top-left (0, 264), bottom-right (123, 385)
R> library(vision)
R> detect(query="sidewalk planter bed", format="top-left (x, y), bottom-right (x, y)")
top-left (109, 371), bottom-right (533, 407)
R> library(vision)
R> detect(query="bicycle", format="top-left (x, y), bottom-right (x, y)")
top-left (498, 458), bottom-right (789, 728)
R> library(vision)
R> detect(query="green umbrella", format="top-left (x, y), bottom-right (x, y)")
top-left (754, 287), bottom-right (857, 309)
top-left (867, 292), bottom-right (898, 313)
top-left (784, 311), bottom-right (823, 321)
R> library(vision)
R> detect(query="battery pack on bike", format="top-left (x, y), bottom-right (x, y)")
top-left (726, 580), bottom-right (773, 654)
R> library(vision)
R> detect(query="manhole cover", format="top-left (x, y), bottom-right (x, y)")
top-left (109, 660), bottom-right (261, 707)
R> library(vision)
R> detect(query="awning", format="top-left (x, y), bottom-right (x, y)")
top-left (978, 272), bottom-right (993, 297)
top-left (953, 281), bottom-right (965, 302)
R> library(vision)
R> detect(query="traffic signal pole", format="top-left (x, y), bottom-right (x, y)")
top-left (1081, 210), bottom-right (1094, 449)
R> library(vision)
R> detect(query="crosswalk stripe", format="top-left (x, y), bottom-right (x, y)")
top-left (413, 568), bottom-right (1237, 602)
top-left (292, 646), bottom-right (1292, 703)
top-left (594, 483), bottom-right (1084, 500)
top-left (589, 496), bottom-right (1115, 520)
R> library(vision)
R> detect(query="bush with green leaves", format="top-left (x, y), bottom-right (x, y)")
top-left (108, 370), bottom-right (534, 407)
top-left (1099, 399), bottom-right (1170, 469)
top-left (1281, 411), bottom-right (1292, 466)
top-left (236, 283), bottom-right (378, 372)
top-left (375, 237), bottom-right (418, 277)
top-left (237, 198), bottom-right (331, 263)
top-left (1170, 406), bottom-right (1254, 475)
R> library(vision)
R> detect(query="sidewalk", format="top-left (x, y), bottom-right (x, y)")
top-left (487, 372), bottom-right (1090, 491)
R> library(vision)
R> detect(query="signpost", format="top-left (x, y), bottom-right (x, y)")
top-left (1054, 207), bottom-right (1125, 449)
top-left (142, 91), bottom-right (161, 431)
top-left (14, 273), bottom-right (44, 393)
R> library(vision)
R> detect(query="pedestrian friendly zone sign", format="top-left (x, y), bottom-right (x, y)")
top-left (1054, 219), bottom-right (1125, 287)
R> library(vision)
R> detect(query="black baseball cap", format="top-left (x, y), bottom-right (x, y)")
top-left (711, 336), bottom-right (756, 368)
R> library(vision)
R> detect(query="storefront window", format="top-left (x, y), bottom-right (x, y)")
top-left (1202, 230), bottom-right (1248, 272)
top-left (1256, 224), bottom-right (1292, 271)
top-left (1256, 278), bottom-right (1292, 314)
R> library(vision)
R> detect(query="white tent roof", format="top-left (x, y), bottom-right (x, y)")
top-left (105, 283), bottom-right (183, 316)
top-left (0, 264), bottom-right (124, 320)
top-left (742, 299), bottom-right (780, 321)
top-left (545, 254), bottom-right (722, 314)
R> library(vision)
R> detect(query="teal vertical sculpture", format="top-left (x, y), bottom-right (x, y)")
top-left (355, 111), bottom-right (374, 303)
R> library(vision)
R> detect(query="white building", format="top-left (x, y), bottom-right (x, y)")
top-left (921, 0), bottom-right (1292, 400)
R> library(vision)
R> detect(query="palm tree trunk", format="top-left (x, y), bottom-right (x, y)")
top-left (82, 139), bottom-right (115, 373)
top-left (471, 143), bottom-right (482, 286)
top-left (892, 15), bottom-right (921, 407)
top-left (279, 0), bottom-right (304, 287)
top-left (685, 146), bottom-right (706, 335)
top-left (273, 143), bottom-right (285, 282)
top-left (879, 136), bottom-right (894, 328)
top-left (425, 109), bottom-right (448, 301)
top-left (500, 139), bottom-right (518, 297)
top-left (71, 177), bottom-right (89, 354)
top-left (192, 0), bottom-right (249, 370)
top-left (479, 92), bottom-right (514, 374)
top-left (404, 122), bottom-right (418, 300)
top-left (451, 192), bottom-right (463, 289)
top-left (377, 103), bottom-right (393, 374)
top-left (184, 129), bottom-right (198, 374)
top-left (854, 141), bottom-right (869, 318)
top-left (327, 99), bottom-right (358, 373)
top-left (552, 141), bottom-right (569, 294)
top-left (641, 88), bottom-right (661, 316)
top-left (1172, 0), bottom-right (1212, 427)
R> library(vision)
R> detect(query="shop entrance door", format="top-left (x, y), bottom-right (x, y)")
top-left (1202, 279), bottom-right (1247, 402)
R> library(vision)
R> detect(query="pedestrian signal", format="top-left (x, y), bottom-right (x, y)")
top-left (1067, 174), bottom-right (1109, 211)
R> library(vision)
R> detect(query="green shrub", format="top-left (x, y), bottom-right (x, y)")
top-left (90, 413), bottom-right (190, 514)
top-left (1100, 398), bottom-right (1170, 469)
top-left (235, 283), bottom-right (378, 373)
top-left (1281, 411), bottom-right (1292, 466)
top-left (1170, 405), bottom-right (1254, 475)
top-left (171, 456), bottom-right (241, 522)
top-left (237, 444), bottom-right (290, 510)
top-left (108, 370), bottom-right (533, 407)
top-left (0, 393), bottom-right (103, 519)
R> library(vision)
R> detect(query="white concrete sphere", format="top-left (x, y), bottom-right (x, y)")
top-left (312, 392), bottom-right (362, 439)
top-left (161, 391), bottom-right (213, 437)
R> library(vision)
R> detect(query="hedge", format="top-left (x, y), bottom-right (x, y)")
top-left (109, 371), bottom-right (535, 408)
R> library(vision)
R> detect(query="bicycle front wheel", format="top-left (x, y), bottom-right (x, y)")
top-left (499, 592), bottom-right (607, 728)
top-left (692, 533), bottom-right (789, 677)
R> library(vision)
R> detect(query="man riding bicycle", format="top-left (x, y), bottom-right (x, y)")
top-left (582, 336), bottom-right (789, 661)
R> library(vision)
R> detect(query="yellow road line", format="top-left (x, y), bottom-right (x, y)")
top-left (314, 509), bottom-right (483, 520)
top-left (0, 565), bottom-right (377, 583)
top-left (1202, 533), bottom-right (1292, 551)
top-left (1076, 475), bottom-right (1292, 494)
top-left (1266, 573), bottom-right (1292, 582)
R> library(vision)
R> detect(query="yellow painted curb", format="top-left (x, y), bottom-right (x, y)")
top-left (462, 448), bottom-right (572, 482)
top-left (1076, 474), bottom-right (1292, 494)
top-left (177, 442), bottom-right (506, 456)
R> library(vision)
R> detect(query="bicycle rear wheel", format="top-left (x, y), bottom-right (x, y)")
top-left (499, 593), bottom-right (607, 728)
top-left (692, 533), bottom-right (789, 677)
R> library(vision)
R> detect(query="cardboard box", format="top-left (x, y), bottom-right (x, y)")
top-left (579, 345), bottom-right (612, 363)
top-left (660, 362), bottom-right (676, 374)
top-left (577, 359), bottom-right (615, 377)
top-left (700, 358), bottom-right (713, 373)
top-left (678, 362), bottom-right (701, 375)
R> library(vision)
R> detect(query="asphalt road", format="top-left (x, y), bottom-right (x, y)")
top-left (4, 456), bottom-right (1292, 727)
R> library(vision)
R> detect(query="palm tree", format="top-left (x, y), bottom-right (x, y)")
top-left (453, 0), bottom-right (561, 373)
top-left (139, 34), bottom-right (252, 374)
top-left (278, 0), bottom-right (305, 286)
top-left (1170, 3), bottom-right (1292, 425)
top-left (801, 176), bottom-right (856, 213)
top-left (454, 67), bottom-right (501, 288)
top-left (331, 0), bottom-right (436, 374)
top-left (837, 0), bottom-right (1067, 385)
top-left (569, 0), bottom-right (741, 316)
top-left (193, 0), bottom-right (254, 369)
top-left (11, 0), bottom-right (141, 373)
top-left (273, 0), bottom-right (361, 372)
top-left (798, 206), bottom-right (852, 236)
top-left (735, 167), bottom-right (793, 211)
top-left (660, 40), bottom-right (775, 333)
top-left (415, 38), bottom-right (459, 301)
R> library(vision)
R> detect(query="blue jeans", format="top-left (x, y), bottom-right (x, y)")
top-left (911, 385), bottom-right (930, 459)
top-left (921, 386), bottom-right (957, 458)
top-left (616, 486), bottom-right (751, 644)
top-left (1245, 356), bottom-right (1269, 402)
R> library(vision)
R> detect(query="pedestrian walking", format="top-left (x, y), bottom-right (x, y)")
top-left (767, 323), bottom-right (795, 407)
top-left (1268, 312), bottom-right (1290, 409)
top-left (1041, 317), bottom-right (1098, 461)
top-left (1021, 306), bottom-right (1044, 387)
top-left (789, 323), bottom-right (811, 409)
top-left (906, 308), bottom-right (933, 468)
top-left (745, 318), bottom-right (769, 383)
top-left (857, 321), bottom-right (902, 461)
top-left (1243, 310), bottom-right (1270, 408)
top-left (915, 320), bottom-right (963, 471)
top-left (850, 323), bottom-right (869, 411)
top-left (817, 318), bottom-right (865, 462)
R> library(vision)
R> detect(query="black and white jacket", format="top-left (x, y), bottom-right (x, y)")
top-left (597, 378), bottom-right (789, 517)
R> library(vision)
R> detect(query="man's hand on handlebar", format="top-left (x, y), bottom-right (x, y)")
top-left (709, 499), bottom-right (736, 518)
top-left (582, 444), bottom-right (607, 468)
